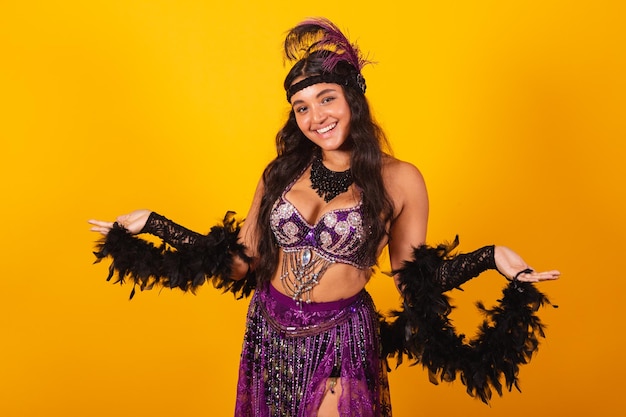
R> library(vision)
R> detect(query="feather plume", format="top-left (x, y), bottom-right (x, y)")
top-left (284, 17), bottom-right (370, 72)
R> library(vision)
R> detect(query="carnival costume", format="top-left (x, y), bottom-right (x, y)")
top-left (92, 18), bottom-right (553, 417)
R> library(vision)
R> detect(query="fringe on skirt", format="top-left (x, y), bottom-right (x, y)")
top-left (234, 285), bottom-right (391, 417)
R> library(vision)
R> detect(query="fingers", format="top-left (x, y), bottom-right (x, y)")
top-left (513, 268), bottom-right (534, 281)
top-left (88, 219), bottom-right (114, 228)
top-left (88, 219), bottom-right (115, 235)
top-left (515, 269), bottom-right (561, 282)
top-left (89, 210), bottom-right (149, 237)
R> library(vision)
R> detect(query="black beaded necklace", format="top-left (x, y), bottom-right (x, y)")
top-left (310, 156), bottom-right (353, 202)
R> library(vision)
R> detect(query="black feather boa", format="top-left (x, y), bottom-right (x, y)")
top-left (380, 240), bottom-right (554, 404)
top-left (93, 212), bottom-right (256, 299)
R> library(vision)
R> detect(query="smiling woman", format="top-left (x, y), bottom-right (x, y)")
top-left (89, 17), bottom-right (559, 417)
top-left (290, 83), bottom-right (353, 154)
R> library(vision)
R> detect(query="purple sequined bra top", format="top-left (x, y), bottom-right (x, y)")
top-left (270, 182), bottom-right (368, 269)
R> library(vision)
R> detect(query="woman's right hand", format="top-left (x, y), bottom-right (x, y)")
top-left (88, 209), bottom-right (152, 236)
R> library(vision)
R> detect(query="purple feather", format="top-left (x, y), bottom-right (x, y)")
top-left (284, 17), bottom-right (370, 72)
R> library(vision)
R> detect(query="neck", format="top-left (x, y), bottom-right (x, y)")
top-left (319, 149), bottom-right (351, 171)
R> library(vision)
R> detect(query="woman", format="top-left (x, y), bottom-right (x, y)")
top-left (89, 18), bottom-right (559, 417)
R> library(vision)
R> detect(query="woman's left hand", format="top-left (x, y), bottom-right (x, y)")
top-left (494, 246), bottom-right (561, 282)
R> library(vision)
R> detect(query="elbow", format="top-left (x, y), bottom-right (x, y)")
top-left (229, 254), bottom-right (255, 281)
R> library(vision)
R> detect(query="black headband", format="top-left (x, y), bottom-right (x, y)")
top-left (286, 73), bottom-right (366, 102)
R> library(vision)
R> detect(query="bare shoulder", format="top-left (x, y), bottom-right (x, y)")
top-left (382, 155), bottom-right (427, 192)
top-left (381, 155), bottom-right (428, 219)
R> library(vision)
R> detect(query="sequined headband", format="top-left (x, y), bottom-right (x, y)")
top-left (286, 73), bottom-right (366, 102)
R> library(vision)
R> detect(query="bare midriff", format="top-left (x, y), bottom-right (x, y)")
top-left (270, 249), bottom-right (372, 303)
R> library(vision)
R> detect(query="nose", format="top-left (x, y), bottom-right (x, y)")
top-left (310, 105), bottom-right (326, 124)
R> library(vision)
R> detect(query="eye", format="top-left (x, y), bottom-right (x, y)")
top-left (294, 105), bottom-right (308, 114)
top-left (321, 96), bottom-right (336, 104)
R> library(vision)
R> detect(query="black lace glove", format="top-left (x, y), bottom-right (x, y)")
top-left (140, 212), bottom-right (205, 248)
top-left (436, 244), bottom-right (496, 291)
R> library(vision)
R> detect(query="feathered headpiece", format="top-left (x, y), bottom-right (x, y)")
top-left (284, 18), bottom-right (371, 101)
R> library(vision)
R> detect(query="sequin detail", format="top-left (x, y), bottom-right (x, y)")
top-left (270, 171), bottom-right (369, 302)
top-left (234, 286), bottom-right (392, 417)
top-left (270, 197), bottom-right (367, 269)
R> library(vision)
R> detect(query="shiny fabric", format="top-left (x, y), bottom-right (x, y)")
top-left (270, 182), bottom-right (367, 269)
top-left (234, 285), bottom-right (392, 417)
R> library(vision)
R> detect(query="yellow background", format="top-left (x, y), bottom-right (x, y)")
top-left (1, 1), bottom-right (624, 416)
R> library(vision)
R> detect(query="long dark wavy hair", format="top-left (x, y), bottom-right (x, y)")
top-left (253, 51), bottom-right (395, 284)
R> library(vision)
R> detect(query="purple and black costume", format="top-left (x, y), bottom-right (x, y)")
top-left (235, 286), bottom-right (389, 416)
top-left (93, 194), bottom-right (550, 414)
top-left (232, 177), bottom-right (391, 416)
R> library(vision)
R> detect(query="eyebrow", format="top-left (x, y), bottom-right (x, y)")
top-left (291, 88), bottom-right (338, 107)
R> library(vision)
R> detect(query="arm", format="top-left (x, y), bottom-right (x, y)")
top-left (384, 159), bottom-right (429, 286)
top-left (380, 159), bottom-right (560, 402)
top-left (140, 212), bottom-right (206, 248)
top-left (385, 241), bottom-right (558, 403)
top-left (90, 211), bottom-right (254, 299)
top-left (385, 161), bottom-right (558, 290)
top-left (135, 175), bottom-right (266, 281)
top-left (386, 160), bottom-right (497, 291)
top-left (230, 176), bottom-right (265, 280)
top-left (87, 178), bottom-right (266, 298)
top-left (89, 209), bottom-right (205, 248)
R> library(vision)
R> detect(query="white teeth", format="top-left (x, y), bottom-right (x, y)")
top-left (317, 123), bottom-right (336, 134)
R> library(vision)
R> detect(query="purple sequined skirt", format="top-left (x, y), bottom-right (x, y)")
top-left (234, 285), bottom-right (391, 417)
